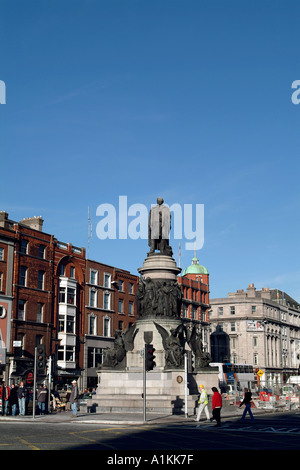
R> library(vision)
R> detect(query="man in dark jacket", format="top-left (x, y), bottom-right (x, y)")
top-left (9, 384), bottom-right (19, 416)
top-left (17, 381), bottom-right (28, 416)
top-left (239, 388), bottom-right (255, 423)
top-left (70, 380), bottom-right (79, 417)
top-left (37, 384), bottom-right (48, 415)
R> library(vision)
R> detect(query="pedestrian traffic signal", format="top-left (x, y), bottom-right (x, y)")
top-left (145, 344), bottom-right (156, 371)
top-left (36, 344), bottom-right (46, 376)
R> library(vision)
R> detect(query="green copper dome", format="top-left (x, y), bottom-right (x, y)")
top-left (182, 256), bottom-right (209, 276)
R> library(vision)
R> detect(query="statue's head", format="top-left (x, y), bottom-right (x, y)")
top-left (157, 197), bottom-right (164, 205)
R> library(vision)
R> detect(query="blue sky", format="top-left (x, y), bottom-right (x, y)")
top-left (1, 0), bottom-right (300, 300)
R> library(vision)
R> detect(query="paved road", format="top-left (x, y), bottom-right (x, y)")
top-left (0, 410), bottom-right (300, 455)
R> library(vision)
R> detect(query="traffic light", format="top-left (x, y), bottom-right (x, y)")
top-left (145, 344), bottom-right (156, 371)
top-left (187, 351), bottom-right (194, 373)
top-left (36, 344), bottom-right (46, 376)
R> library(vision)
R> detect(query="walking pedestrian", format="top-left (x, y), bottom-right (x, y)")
top-left (17, 381), bottom-right (28, 416)
top-left (9, 383), bottom-right (19, 416)
top-left (70, 380), bottom-right (79, 417)
top-left (195, 384), bottom-right (210, 422)
top-left (37, 384), bottom-right (48, 415)
top-left (211, 386), bottom-right (222, 426)
top-left (0, 381), bottom-right (10, 416)
top-left (239, 388), bottom-right (255, 423)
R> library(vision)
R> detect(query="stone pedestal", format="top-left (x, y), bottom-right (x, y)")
top-left (138, 253), bottom-right (181, 280)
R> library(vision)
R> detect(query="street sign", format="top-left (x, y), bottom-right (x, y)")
top-left (257, 369), bottom-right (264, 377)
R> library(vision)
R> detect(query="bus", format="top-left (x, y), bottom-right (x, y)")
top-left (209, 362), bottom-right (255, 393)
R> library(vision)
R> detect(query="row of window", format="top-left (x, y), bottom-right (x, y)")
top-left (216, 305), bottom-right (300, 327)
top-left (230, 335), bottom-right (259, 349)
top-left (18, 300), bottom-right (44, 322)
top-left (13, 334), bottom-right (102, 369)
top-left (89, 269), bottom-right (135, 294)
top-left (57, 345), bottom-right (107, 366)
top-left (230, 353), bottom-right (260, 366)
top-left (59, 286), bottom-right (76, 305)
top-left (58, 309), bottom-right (114, 337)
top-left (58, 302), bottom-right (120, 336)
top-left (182, 287), bottom-right (208, 304)
top-left (87, 312), bottom-right (134, 336)
top-left (217, 306), bottom-right (257, 315)
top-left (88, 289), bottom-right (135, 314)
top-left (19, 240), bottom-right (47, 259)
top-left (182, 303), bottom-right (207, 321)
top-left (19, 266), bottom-right (46, 290)
top-left (88, 315), bottom-right (111, 336)
top-left (90, 270), bottom-right (111, 288)
top-left (60, 264), bottom-right (75, 278)
top-left (16, 299), bottom-right (117, 338)
top-left (17, 294), bottom-right (134, 326)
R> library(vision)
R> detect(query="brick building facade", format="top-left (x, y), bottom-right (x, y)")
top-left (53, 240), bottom-right (86, 388)
top-left (0, 212), bottom-right (138, 391)
top-left (84, 260), bottom-right (138, 388)
top-left (1, 214), bottom-right (55, 384)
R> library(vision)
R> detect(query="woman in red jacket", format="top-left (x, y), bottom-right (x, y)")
top-left (211, 387), bottom-right (222, 426)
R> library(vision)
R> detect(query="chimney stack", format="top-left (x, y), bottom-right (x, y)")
top-left (20, 216), bottom-right (44, 232)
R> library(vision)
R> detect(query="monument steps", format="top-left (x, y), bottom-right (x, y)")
top-left (85, 394), bottom-right (199, 414)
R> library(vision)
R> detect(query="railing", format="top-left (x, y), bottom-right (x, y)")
top-left (223, 382), bottom-right (300, 411)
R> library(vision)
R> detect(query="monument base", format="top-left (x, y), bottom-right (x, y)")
top-left (85, 368), bottom-right (219, 415)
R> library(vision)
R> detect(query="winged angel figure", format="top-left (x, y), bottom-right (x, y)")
top-left (154, 322), bottom-right (186, 368)
top-left (102, 323), bottom-right (139, 368)
top-left (187, 325), bottom-right (212, 368)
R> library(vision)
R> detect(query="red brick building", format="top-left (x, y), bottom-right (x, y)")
top-left (0, 213), bottom-right (55, 384)
top-left (0, 211), bottom-right (139, 391)
top-left (178, 256), bottom-right (210, 354)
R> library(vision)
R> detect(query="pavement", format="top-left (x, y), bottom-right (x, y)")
top-left (0, 404), bottom-right (275, 425)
